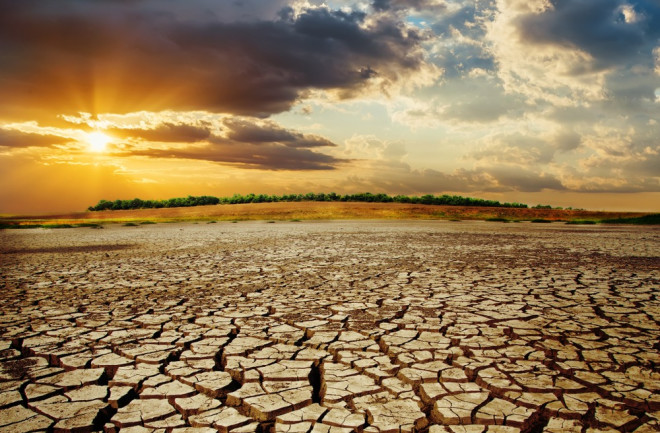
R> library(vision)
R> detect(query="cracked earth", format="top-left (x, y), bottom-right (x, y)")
top-left (0, 220), bottom-right (658, 433)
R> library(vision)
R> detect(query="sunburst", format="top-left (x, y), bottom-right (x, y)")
top-left (87, 131), bottom-right (112, 152)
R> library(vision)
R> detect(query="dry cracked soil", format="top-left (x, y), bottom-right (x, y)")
top-left (0, 220), bottom-right (658, 433)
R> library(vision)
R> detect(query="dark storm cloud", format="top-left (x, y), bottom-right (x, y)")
top-left (111, 117), bottom-right (342, 170)
top-left (0, 129), bottom-right (69, 148)
top-left (106, 117), bottom-right (336, 148)
top-left (372, 0), bottom-right (447, 12)
top-left (0, 0), bottom-right (426, 119)
top-left (129, 141), bottom-right (343, 171)
top-left (108, 123), bottom-right (212, 143)
top-left (516, 0), bottom-right (660, 72)
top-left (223, 119), bottom-right (335, 148)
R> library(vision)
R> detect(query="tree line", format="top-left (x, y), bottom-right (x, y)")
top-left (88, 193), bottom-right (529, 211)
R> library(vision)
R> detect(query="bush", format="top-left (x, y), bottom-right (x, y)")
top-left (0, 223), bottom-right (39, 229)
top-left (600, 214), bottom-right (660, 225)
top-left (88, 193), bottom-right (531, 211)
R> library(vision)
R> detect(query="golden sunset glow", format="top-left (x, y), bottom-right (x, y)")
top-left (0, 1), bottom-right (658, 214)
top-left (86, 131), bottom-right (112, 152)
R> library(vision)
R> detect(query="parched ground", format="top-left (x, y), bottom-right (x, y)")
top-left (0, 220), bottom-right (658, 433)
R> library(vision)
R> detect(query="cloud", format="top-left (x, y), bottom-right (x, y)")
top-left (128, 141), bottom-right (343, 171)
top-left (553, 130), bottom-right (582, 152)
top-left (560, 166), bottom-right (660, 193)
top-left (438, 76), bottom-right (525, 123)
top-left (92, 114), bottom-right (343, 170)
top-left (487, 0), bottom-right (660, 108)
top-left (429, 1), bottom-right (487, 37)
top-left (469, 133), bottom-right (554, 165)
top-left (1, 0), bottom-right (658, 210)
top-left (222, 118), bottom-right (336, 148)
top-left (0, 128), bottom-right (70, 148)
top-left (515, 0), bottom-right (660, 72)
top-left (484, 166), bottom-right (565, 192)
top-left (107, 122), bottom-right (212, 143)
top-left (342, 134), bottom-right (407, 160)
top-left (343, 132), bottom-right (570, 194)
top-left (0, 1), bottom-right (428, 120)
top-left (371, 0), bottom-right (447, 13)
top-left (95, 115), bottom-right (343, 169)
top-left (1, 110), bottom-right (345, 171)
top-left (335, 162), bottom-right (503, 195)
top-left (379, 1), bottom-right (524, 125)
top-left (339, 134), bottom-right (564, 194)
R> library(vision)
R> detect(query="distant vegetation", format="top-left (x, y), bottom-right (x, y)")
top-left (88, 193), bottom-right (529, 211)
top-left (0, 223), bottom-right (103, 230)
top-left (600, 214), bottom-right (660, 225)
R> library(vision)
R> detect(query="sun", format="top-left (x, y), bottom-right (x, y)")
top-left (87, 131), bottom-right (112, 152)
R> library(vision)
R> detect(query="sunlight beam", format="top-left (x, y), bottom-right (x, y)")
top-left (87, 131), bottom-right (112, 152)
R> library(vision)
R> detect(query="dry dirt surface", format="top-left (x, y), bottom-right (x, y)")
top-left (7, 201), bottom-right (649, 224)
top-left (0, 220), bottom-right (658, 433)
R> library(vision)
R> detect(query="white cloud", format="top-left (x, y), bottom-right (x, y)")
top-left (618, 3), bottom-right (641, 24)
top-left (486, 0), bottom-right (607, 106)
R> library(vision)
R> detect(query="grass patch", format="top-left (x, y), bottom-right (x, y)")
top-left (266, 220), bottom-right (276, 223)
top-left (139, 221), bottom-right (156, 225)
top-left (566, 220), bottom-right (597, 225)
top-left (0, 223), bottom-right (38, 229)
top-left (290, 219), bottom-right (302, 222)
top-left (531, 219), bottom-right (552, 223)
top-left (1, 223), bottom-right (102, 229)
top-left (37, 223), bottom-right (100, 229)
top-left (600, 214), bottom-right (660, 225)
top-left (76, 223), bottom-right (103, 228)
top-left (207, 220), bottom-right (217, 224)
top-left (123, 222), bottom-right (139, 227)
top-left (486, 217), bottom-right (509, 222)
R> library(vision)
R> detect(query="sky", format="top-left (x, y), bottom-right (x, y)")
top-left (1, 0), bottom-right (659, 214)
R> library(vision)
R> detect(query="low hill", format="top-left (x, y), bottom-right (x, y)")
top-left (1, 201), bottom-right (655, 226)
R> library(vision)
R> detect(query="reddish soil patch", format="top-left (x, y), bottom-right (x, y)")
top-left (2, 201), bottom-right (648, 223)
